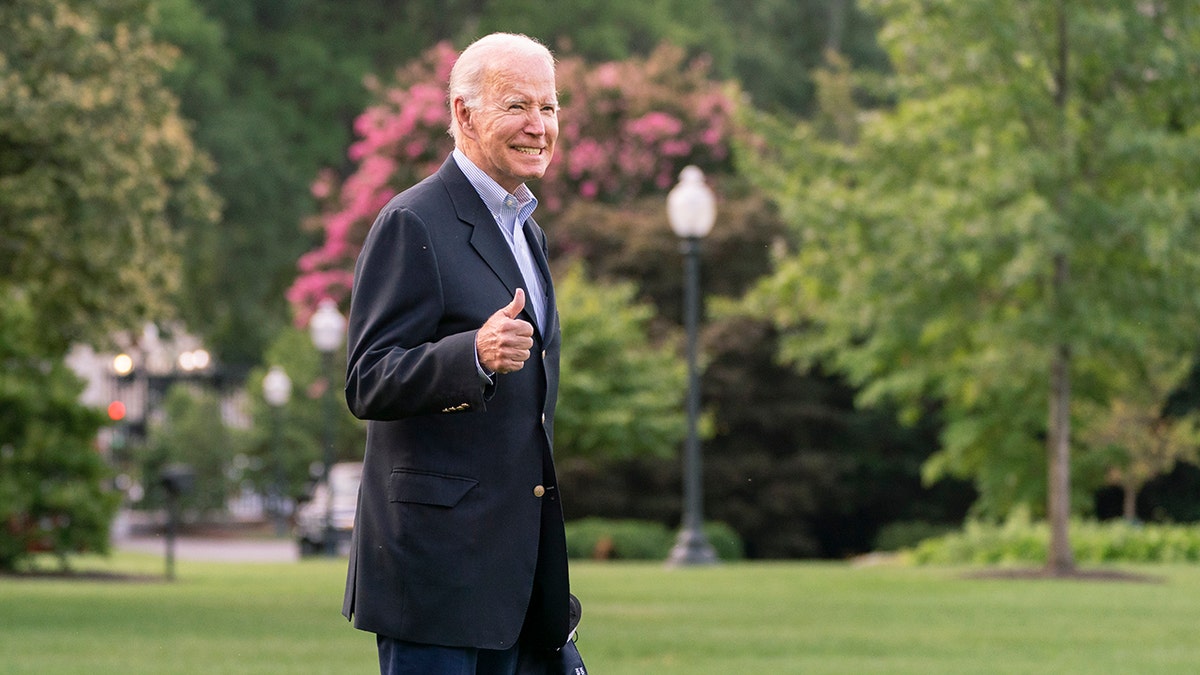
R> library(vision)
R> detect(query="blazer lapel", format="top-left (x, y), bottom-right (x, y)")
top-left (523, 219), bottom-right (557, 339)
top-left (438, 157), bottom-right (540, 327)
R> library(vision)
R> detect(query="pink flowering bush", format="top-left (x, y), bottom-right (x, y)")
top-left (543, 45), bottom-right (734, 211)
top-left (288, 42), bottom-right (736, 322)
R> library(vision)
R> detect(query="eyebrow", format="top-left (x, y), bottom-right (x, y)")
top-left (502, 96), bottom-right (559, 108)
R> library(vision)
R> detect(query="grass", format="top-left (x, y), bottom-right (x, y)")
top-left (3, 554), bottom-right (1200, 674)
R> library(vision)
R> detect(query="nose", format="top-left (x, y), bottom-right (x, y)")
top-left (524, 111), bottom-right (546, 135)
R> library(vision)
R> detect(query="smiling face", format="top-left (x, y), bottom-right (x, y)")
top-left (454, 52), bottom-right (559, 194)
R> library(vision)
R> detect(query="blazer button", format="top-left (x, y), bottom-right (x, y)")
top-left (533, 485), bottom-right (546, 498)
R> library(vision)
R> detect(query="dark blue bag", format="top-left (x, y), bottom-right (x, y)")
top-left (516, 638), bottom-right (586, 675)
top-left (518, 594), bottom-right (587, 674)
top-left (557, 639), bottom-right (587, 675)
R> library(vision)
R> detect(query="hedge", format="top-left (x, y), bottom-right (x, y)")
top-left (909, 518), bottom-right (1200, 565)
top-left (565, 518), bottom-right (744, 561)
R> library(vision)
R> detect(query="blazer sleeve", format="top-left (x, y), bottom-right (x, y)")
top-left (344, 203), bottom-right (489, 421)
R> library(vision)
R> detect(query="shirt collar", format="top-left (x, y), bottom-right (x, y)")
top-left (452, 149), bottom-right (537, 232)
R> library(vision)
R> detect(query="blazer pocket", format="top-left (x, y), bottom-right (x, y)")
top-left (387, 469), bottom-right (477, 507)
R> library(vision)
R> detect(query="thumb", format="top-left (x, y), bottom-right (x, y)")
top-left (502, 288), bottom-right (525, 319)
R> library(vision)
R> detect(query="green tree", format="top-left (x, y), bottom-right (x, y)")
top-left (478, 0), bottom-right (889, 116)
top-left (713, 0), bottom-right (889, 115)
top-left (0, 0), bottom-right (217, 570)
top-left (1081, 350), bottom-right (1200, 522)
top-left (153, 0), bottom-right (370, 367)
top-left (151, 0), bottom-right (890, 369)
top-left (0, 0), bottom-right (218, 352)
top-left (138, 384), bottom-right (235, 516)
top-left (242, 326), bottom-right (366, 503)
top-left (740, 0), bottom-right (1200, 573)
top-left (0, 297), bottom-right (118, 572)
top-left (554, 262), bottom-right (687, 461)
top-left (476, 0), bottom-right (733, 67)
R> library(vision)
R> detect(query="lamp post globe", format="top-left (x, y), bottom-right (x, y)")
top-left (666, 166), bottom-right (719, 567)
top-left (310, 299), bottom-right (347, 353)
top-left (667, 165), bottom-right (717, 239)
top-left (308, 299), bottom-right (345, 556)
top-left (262, 366), bottom-right (292, 536)
top-left (263, 366), bottom-right (292, 407)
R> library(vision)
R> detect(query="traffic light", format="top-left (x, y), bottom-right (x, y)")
top-left (107, 400), bottom-right (127, 422)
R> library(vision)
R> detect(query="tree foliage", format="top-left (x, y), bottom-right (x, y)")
top-left (153, 0), bottom-right (376, 367)
top-left (477, 0), bottom-right (734, 66)
top-left (554, 262), bottom-right (687, 461)
top-left (145, 0), bottom-right (891, 367)
top-left (242, 326), bottom-right (367, 501)
top-left (1081, 350), bottom-right (1200, 521)
top-left (137, 385), bottom-right (235, 516)
top-left (0, 0), bottom-right (215, 570)
top-left (712, 0), bottom-right (889, 115)
top-left (739, 0), bottom-right (1200, 530)
top-left (0, 0), bottom-right (218, 353)
top-left (0, 296), bottom-right (118, 572)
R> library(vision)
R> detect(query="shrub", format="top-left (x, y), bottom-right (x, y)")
top-left (0, 297), bottom-right (119, 572)
top-left (703, 521), bottom-right (746, 561)
top-left (566, 518), bottom-right (673, 560)
top-left (565, 518), bottom-right (744, 561)
top-left (873, 520), bottom-right (957, 552)
top-left (909, 518), bottom-right (1200, 565)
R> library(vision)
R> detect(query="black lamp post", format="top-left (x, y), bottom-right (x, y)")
top-left (262, 365), bottom-right (292, 537)
top-left (666, 166), bottom-right (719, 567)
top-left (309, 299), bottom-right (345, 556)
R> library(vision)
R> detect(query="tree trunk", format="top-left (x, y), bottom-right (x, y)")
top-left (1047, 337), bottom-right (1075, 575)
top-left (826, 0), bottom-right (847, 53)
top-left (1122, 482), bottom-right (1138, 522)
top-left (1045, 0), bottom-right (1076, 577)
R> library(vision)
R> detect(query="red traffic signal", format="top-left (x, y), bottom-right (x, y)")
top-left (107, 401), bottom-right (127, 421)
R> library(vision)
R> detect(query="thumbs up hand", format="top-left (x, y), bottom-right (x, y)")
top-left (476, 289), bottom-right (534, 374)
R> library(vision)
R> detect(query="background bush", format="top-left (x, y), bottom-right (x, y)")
top-left (910, 517), bottom-right (1200, 565)
top-left (566, 518), bottom-right (743, 561)
top-left (872, 520), bottom-right (958, 553)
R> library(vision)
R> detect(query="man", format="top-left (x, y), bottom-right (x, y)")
top-left (341, 33), bottom-right (573, 674)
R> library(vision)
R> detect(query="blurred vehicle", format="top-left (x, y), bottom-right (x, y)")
top-left (296, 461), bottom-right (362, 557)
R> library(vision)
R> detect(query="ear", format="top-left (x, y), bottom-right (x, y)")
top-left (453, 97), bottom-right (477, 140)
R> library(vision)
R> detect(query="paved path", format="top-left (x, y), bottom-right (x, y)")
top-left (116, 535), bottom-right (301, 563)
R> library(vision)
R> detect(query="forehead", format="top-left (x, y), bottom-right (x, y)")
top-left (483, 55), bottom-right (557, 101)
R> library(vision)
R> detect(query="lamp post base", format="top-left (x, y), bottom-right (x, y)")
top-left (666, 526), bottom-right (718, 567)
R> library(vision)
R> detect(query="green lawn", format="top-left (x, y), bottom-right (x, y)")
top-left (3, 554), bottom-right (1200, 674)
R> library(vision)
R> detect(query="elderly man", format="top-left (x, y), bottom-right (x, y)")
top-left (341, 33), bottom-right (577, 675)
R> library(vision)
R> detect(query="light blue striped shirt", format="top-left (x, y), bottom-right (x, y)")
top-left (452, 149), bottom-right (546, 330)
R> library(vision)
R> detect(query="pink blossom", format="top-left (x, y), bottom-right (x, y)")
top-left (289, 42), bottom-right (737, 320)
top-left (310, 169), bottom-right (335, 200)
top-left (593, 62), bottom-right (621, 89)
top-left (566, 139), bottom-right (605, 179)
top-left (626, 112), bottom-right (683, 141)
top-left (660, 139), bottom-right (692, 157)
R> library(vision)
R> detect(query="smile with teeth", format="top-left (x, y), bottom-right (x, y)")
top-left (514, 147), bottom-right (543, 155)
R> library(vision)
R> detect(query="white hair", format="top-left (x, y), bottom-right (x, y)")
top-left (448, 33), bottom-right (555, 141)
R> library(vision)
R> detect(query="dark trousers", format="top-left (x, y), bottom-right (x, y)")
top-left (377, 636), bottom-right (521, 675)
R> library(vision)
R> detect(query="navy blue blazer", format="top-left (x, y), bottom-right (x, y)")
top-left (342, 156), bottom-right (569, 651)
